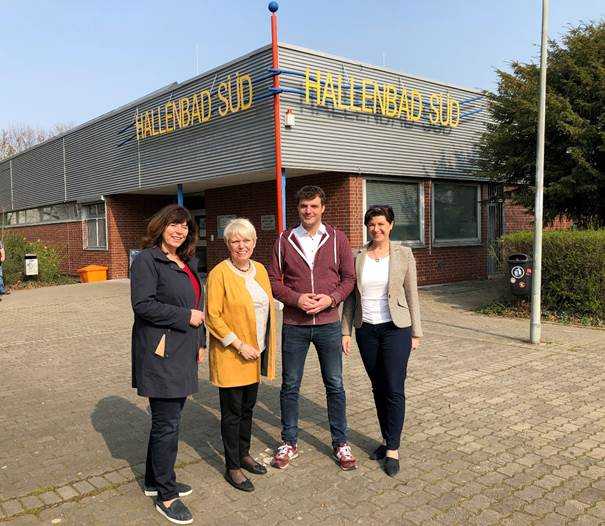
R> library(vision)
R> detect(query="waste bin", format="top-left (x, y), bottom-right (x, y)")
top-left (77, 264), bottom-right (108, 283)
top-left (507, 253), bottom-right (532, 296)
top-left (24, 253), bottom-right (39, 277)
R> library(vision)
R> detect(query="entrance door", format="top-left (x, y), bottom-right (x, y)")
top-left (487, 184), bottom-right (504, 276)
top-left (190, 208), bottom-right (207, 277)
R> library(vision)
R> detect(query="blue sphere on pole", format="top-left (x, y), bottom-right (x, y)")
top-left (268, 1), bottom-right (279, 13)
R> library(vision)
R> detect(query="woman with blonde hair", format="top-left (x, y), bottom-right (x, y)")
top-left (205, 218), bottom-right (277, 492)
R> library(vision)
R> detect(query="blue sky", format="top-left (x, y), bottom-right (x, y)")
top-left (1, 0), bottom-right (602, 129)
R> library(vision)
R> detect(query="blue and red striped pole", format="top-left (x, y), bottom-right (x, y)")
top-left (269, 1), bottom-right (286, 232)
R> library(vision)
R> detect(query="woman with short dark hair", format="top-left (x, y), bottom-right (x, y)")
top-left (342, 204), bottom-right (423, 477)
top-left (131, 204), bottom-right (205, 524)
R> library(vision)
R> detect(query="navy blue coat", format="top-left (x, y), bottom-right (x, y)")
top-left (130, 247), bottom-right (205, 398)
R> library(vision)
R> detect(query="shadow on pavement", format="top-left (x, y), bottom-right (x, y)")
top-left (92, 376), bottom-right (376, 480)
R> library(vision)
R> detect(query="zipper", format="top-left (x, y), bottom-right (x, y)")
top-left (310, 265), bottom-right (316, 325)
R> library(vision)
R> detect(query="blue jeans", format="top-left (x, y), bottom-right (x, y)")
top-left (0, 266), bottom-right (5, 294)
top-left (280, 321), bottom-right (347, 447)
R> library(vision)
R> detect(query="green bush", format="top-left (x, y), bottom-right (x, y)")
top-left (1, 233), bottom-right (63, 286)
top-left (500, 229), bottom-right (605, 318)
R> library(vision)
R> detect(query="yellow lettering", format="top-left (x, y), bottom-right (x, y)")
top-left (429, 93), bottom-right (441, 125)
top-left (218, 81), bottom-right (230, 116)
top-left (157, 105), bottom-right (167, 135)
top-left (305, 67), bottom-right (322, 104)
top-left (335, 74), bottom-right (347, 110)
top-left (163, 102), bottom-right (174, 133)
top-left (143, 111), bottom-right (153, 137)
top-left (374, 82), bottom-right (387, 115)
top-left (397, 88), bottom-right (410, 119)
top-left (385, 84), bottom-right (398, 117)
top-left (178, 97), bottom-right (191, 127)
top-left (348, 75), bottom-right (361, 112)
top-left (135, 114), bottom-right (144, 140)
top-left (321, 72), bottom-right (337, 107)
top-left (238, 74), bottom-right (253, 111)
top-left (449, 97), bottom-right (460, 128)
top-left (190, 93), bottom-right (202, 124)
top-left (226, 75), bottom-right (240, 113)
top-left (361, 79), bottom-right (374, 114)
top-left (409, 89), bottom-right (423, 122)
top-left (200, 90), bottom-right (212, 122)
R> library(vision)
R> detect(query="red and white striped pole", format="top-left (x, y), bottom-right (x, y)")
top-left (269, 1), bottom-right (286, 232)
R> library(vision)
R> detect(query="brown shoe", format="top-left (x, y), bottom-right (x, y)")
top-left (271, 443), bottom-right (298, 469)
top-left (334, 443), bottom-right (358, 470)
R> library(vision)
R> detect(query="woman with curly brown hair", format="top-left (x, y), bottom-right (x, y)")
top-left (130, 204), bottom-right (205, 525)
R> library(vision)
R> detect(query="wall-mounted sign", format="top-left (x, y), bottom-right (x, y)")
top-left (304, 67), bottom-right (460, 128)
top-left (261, 215), bottom-right (276, 231)
top-left (135, 73), bottom-right (254, 141)
top-left (217, 215), bottom-right (236, 238)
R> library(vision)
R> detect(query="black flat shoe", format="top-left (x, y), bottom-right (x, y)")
top-left (369, 445), bottom-right (387, 460)
top-left (241, 460), bottom-right (267, 475)
top-left (224, 470), bottom-right (255, 492)
top-left (155, 498), bottom-right (193, 525)
top-left (384, 457), bottom-right (400, 477)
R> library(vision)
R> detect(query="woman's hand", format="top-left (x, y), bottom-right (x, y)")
top-left (238, 342), bottom-right (260, 360)
top-left (197, 347), bottom-right (206, 363)
top-left (342, 336), bottom-right (352, 356)
top-left (411, 337), bottom-right (421, 350)
top-left (189, 309), bottom-right (204, 327)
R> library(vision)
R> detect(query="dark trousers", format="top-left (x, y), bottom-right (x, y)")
top-left (280, 321), bottom-right (347, 447)
top-left (145, 397), bottom-right (186, 501)
top-left (219, 382), bottom-right (259, 469)
top-left (355, 322), bottom-right (412, 450)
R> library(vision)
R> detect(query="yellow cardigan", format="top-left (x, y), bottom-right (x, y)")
top-left (205, 259), bottom-right (277, 388)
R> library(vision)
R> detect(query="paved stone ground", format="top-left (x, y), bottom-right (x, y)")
top-left (0, 279), bottom-right (603, 525)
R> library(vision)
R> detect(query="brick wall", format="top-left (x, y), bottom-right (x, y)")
top-left (4, 194), bottom-right (172, 279)
top-left (505, 201), bottom-right (573, 233)
top-left (205, 173), bottom-right (364, 269)
top-left (105, 195), bottom-right (173, 278)
top-left (206, 174), bottom-right (489, 285)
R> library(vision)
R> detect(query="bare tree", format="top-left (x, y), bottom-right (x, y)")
top-left (0, 122), bottom-right (74, 160)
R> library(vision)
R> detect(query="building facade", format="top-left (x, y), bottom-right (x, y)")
top-left (1, 43), bottom-right (529, 284)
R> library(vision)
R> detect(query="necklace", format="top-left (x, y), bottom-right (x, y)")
top-left (231, 259), bottom-right (251, 272)
top-left (369, 243), bottom-right (389, 262)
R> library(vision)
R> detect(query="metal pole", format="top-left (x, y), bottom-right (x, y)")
top-left (530, 0), bottom-right (549, 344)
top-left (269, 1), bottom-right (285, 233)
top-left (177, 183), bottom-right (184, 206)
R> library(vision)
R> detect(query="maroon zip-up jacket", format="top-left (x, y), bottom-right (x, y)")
top-left (268, 223), bottom-right (356, 325)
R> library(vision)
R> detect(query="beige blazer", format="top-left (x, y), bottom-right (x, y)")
top-left (342, 244), bottom-right (423, 338)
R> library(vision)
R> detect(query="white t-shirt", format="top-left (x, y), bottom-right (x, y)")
top-left (360, 255), bottom-right (391, 324)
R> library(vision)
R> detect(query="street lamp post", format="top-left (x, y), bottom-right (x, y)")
top-left (530, 0), bottom-right (549, 344)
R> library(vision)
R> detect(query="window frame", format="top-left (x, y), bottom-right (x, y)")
top-left (2, 203), bottom-right (80, 227)
top-left (363, 177), bottom-right (425, 247)
top-left (82, 202), bottom-right (108, 251)
top-left (431, 182), bottom-right (482, 246)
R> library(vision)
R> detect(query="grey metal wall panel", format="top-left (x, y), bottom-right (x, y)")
top-left (0, 162), bottom-right (11, 211)
top-left (1, 46), bottom-right (275, 211)
top-left (12, 141), bottom-right (65, 209)
top-left (279, 44), bottom-right (488, 180)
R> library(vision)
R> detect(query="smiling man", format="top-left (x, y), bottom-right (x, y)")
top-left (268, 185), bottom-right (357, 471)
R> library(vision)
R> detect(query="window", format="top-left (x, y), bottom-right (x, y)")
top-left (365, 180), bottom-right (423, 244)
top-left (433, 183), bottom-right (480, 243)
top-left (1, 203), bottom-right (79, 226)
top-left (82, 203), bottom-right (107, 250)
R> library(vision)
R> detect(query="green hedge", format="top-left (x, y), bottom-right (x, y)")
top-left (500, 229), bottom-right (605, 318)
top-left (1, 233), bottom-right (63, 286)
